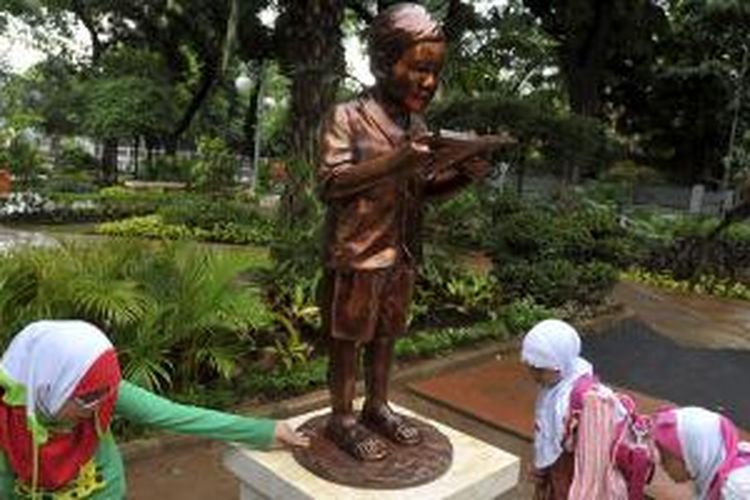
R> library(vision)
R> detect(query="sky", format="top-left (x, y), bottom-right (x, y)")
top-left (1, 0), bottom-right (505, 80)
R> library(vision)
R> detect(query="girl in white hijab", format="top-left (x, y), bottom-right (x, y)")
top-left (653, 407), bottom-right (750, 499)
top-left (522, 319), bottom-right (653, 500)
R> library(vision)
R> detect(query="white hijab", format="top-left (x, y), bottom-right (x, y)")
top-left (674, 407), bottom-right (727, 500)
top-left (0, 320), bottom-right (114, 419)
top-left (522, 319), bottom-right (594, 468)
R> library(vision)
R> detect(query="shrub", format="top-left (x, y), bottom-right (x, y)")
top-left (140, 156), bottom-right (195, 182)
top-left (191, 136), bottom-right (236, 191)
top-left (487, 199), bottom-right (626, 307)
top-left (500, 297), bottom-right (558, 336)
top-left (56, 141), bottom-right (98, 172)
top-left (424, 188), bottom-right (489, 247)
top-left (43, 171), bottom-right (98, 194)
top-left (411, 249), bottom-right (502, 328)
top-left (0, 241), bottom-right (274, 391)
top-left (623, 268), bottom-right (750, 301)
top-left (0, 132), bottom-right (45, 189)
top-left (95, 214), bottom-right (274, 245)
top-left (158, 197), bottom-right (269, 230)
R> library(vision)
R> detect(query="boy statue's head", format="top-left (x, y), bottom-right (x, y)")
top-left (367, 3), bottom-right (446, 113)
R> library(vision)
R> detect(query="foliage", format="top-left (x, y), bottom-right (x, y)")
top-left (0, 188), bottom-right (177, 224)
top-left (500, 296), bottom-right (558, 336)
top-left (140, 156), bottom-right (195, 183)
top-left (424, 188), bottom-right (490, 248)
top-left (429, 93), bottom-right (615, 181)
top-left (412, 249), bottom-right (502, 328)
top-left (95, 214), bottom-right (274, 246)
top-left (487, 196), bottom-right (628, 307)
top-left (0, 240), bottom-right (273, 391)
top-left (440, 0), bottom-right (558, 95)
top-left (523, 0), bottom-right (667, 117)
top-left (261, 206), bottom-right (324, 351)
top-left (55, 140), bottom-right (98, 172)
top-left (394, 320), bottom-right (509, 359)
top-left (640, 235), bottom-right (750, 285)
top-left (80, 76), bottom-right (176, 141)
top-left (240, 319), bottom-right (511, 400)
top-left (158, 196), bottom-right (269, 230)
top-left (0, 129), bottom-right (45, 188)
top-left (619, 1), bottom-right (750, 183)
top-left (191, 136), bottom-right (237, 192)
top-left (622, 268), bottom-right (750, 302)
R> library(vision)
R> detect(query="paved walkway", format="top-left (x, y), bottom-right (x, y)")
top-left (613, 280), bottom-right (750, 350)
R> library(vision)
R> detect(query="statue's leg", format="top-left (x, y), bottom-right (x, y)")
top-left (326, 337), bottom-right (389, 461)
top-left (361, 338), bottom-right (421, 445)
top-left (360, 266), bottom-right (421, 446)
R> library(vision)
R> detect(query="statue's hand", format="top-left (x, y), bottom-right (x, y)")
top-left (273, 420), bottom-right (310, 448)
top-left (395, 134), bottom-right (435, 174)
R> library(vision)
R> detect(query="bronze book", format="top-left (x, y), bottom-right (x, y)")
top-left (426, 129), bottom-right (515, 174)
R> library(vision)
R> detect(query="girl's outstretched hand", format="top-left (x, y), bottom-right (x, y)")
top-left (273, 420), bottom-right (311, 448)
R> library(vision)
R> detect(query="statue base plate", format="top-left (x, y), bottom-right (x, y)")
top-left (292, 412), bottom-right (452, 488)
top-left (223, 402), bottom-right (519, 499)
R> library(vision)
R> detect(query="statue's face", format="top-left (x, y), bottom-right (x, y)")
top-left (385, 40), bottom-right (446, 113)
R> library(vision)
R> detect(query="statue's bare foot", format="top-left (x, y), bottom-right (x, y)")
top-left (325, 417), bottom-right (388, 461)
top-left (361, 404), bottom-right (422, 446)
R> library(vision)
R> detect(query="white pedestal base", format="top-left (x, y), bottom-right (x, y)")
top-left (223, 403), bottom-right (520, 500)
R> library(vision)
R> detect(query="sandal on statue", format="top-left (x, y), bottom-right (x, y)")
top-left (325, 419), bottom-right (389, 461)
top-left (360, 405), bottom-right (422, 446)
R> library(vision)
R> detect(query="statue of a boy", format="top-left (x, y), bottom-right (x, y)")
top-left (317, 2), bottom-right (490, 461)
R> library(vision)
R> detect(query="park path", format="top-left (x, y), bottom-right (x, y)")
top-left (613, 280), bottom-right (750, 350)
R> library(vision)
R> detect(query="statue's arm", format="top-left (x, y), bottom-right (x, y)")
top-left (317, 107), bottom-right (416, 200)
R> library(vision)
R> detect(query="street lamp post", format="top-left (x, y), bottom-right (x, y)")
top-left (234, 62), bottom-right (267, 194)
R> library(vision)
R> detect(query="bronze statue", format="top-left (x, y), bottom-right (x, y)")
top-left (317, 3), bottom-right (495, 462)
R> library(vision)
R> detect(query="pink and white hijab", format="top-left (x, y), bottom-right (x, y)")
top-left (522, 319), bottom-right (594, 468)
top-left (654, 407), bottom-right (750, 500)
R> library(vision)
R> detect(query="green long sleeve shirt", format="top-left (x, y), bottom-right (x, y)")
top-left (0, 380), bottom-right (276, 499)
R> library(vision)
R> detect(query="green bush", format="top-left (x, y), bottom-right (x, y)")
top-left (239, 320), bottom-right (509, 400)
top-left (0, 241), bottom-right (273, 391)
top-left (95, 214), bottom-right (274, 245)
top-left (412, 249), bottom-right (501, 328)
top-left (424, 188), bottom-right (489, 247)
top-left (158, 197), bottom-right (269, 230)
top-left (140, 156), bottom-right (195, 182)
top-left (43, 171), bottom-right (98, 194)
top-left (500, 297), bottom-right (558, 336)
top-left (0, 133), bottom-right (45, 188)
top-left (191, 136), bottom-right (236, 191)
top-left (487, 199), bottom-right (627, 307)
top-left (623, 268), bottom-right (750, 301)
top-left (56, 141), bottom-right (98, 172)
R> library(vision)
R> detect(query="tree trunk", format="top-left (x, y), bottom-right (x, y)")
top-left (242, 68), bottom-right (263, 159)
top-left (277, 0), bottom-right (345, 222)
top-left (101, 138), bottom-right (118, 185)
top-left (560, 0), bottom-right (613, 118)
top-left (133, 136), bottom-right (140, 177)
top-left (170, 62), bottom-right (219, 145)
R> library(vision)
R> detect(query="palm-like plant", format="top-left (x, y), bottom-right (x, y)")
top-left (0, 239), bottom-right (274, 392)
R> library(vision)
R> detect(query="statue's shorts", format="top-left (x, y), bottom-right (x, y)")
top-left (321, 265), bottom-right (415, 342)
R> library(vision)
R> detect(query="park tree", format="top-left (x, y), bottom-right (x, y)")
top-left (619, 0), bottom-right (750, 184)
top-left (440, 0), bottom-right (558, 96)
top-left (523, 0), bottom-right (667, 119)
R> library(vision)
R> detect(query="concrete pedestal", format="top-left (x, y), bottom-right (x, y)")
top-left (223, 403), bottom-right (520, 499)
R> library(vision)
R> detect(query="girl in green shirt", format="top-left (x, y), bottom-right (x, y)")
top-left (0, 320), bottom-right (309, 499)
